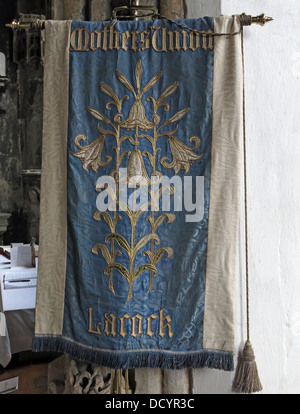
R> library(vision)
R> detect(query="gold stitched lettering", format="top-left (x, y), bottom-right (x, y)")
top-left (146, 314), bottom-right (158, 338)
top-left (131, 314), bottom-right (144, 338)
top-left (202, 33), bottom-right (207, 50)
top-left (158, 308), bottom-right (174, 338)
top-left (88, 307), bottom-right (101, 335)
top-left (121, 30), bottom-right (131, 51)
top-left (207, 29), bottom-right (213, 50)
top-left (104, 312), bottom-right (117, 337)
top-left (182, 30), bottom-right (188, 52)
top-left (102, 24), bottom-right (109, 52)
top-left (139, 30), bottom-right (150, 51)
top-left (189, 31), bottom-right (200, 52)
top-left (131, 30), bottom-right (140, 52)
top-left (70, 27), bottom-right (214, 52)
top-left (90, 30), bottom-right (102, 52)
top-left (174, 30), bottom-right (181, 51)
top-left (168, 30), bottom-right (175, 52)
top-left (70, 27), bottom-right (89, 52)
top-left (152, 26), bottom-right (167, 52)
top-left (88, 308), bottom-right (174, 339)
top-left (119, 313), bottom-right (131, 338)
top-left (109, 21), bottom-right (120, 51)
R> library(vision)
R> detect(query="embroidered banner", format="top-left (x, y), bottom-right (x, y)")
top-left (33, 16), bottom-right (243, 370)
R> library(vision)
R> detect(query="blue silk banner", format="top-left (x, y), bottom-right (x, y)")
top-left (33, 17), bottom-right (242, 371)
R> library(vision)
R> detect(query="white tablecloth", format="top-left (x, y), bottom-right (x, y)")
top-left (0, 254), bottom-right (35, 368)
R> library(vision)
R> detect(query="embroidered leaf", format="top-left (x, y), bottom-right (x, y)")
top-left (161, 107), bottom-right (190, 127)
top-left (105, 233), bottom-right (131, 255)
top-left (142, 71), bottom-right (162, 94)
top-left (87, 107), bottom-right (111, 125)
top-left (135, 60), bottom-right (143, 91)
top-left (115, 69), bottom-right (135, 94)
top-left (157, 81), bottom-right (179, 104)
top-left (112, 250), bottom-right (122, 261)
top-left (97, 124), bottom-right (116, 137)
top-left (118, 149), bottom-right (131, 166)
top-left (143, 250), bottom-right (153, 261)
top-left (92, 243), bottom-right (112, 264)
top-left (99, 81), bottom-right (119, 103)
top-left (153, 247), bottom-right (174, 265)
top-left (133, 264), bottom-right (158, 281)
top-left (153, 213), bottom-right (176, 231)
top-left (142, 150), bottom-right (154, 165)
top-left (93, 211), bottom-right (114, 231)
top-left (120, 134), bottom-right (136, 145)
top-left (157, 124), bottom-right (178, 138)
top-left (104, 263), bottom-right (129, 282)
top-left (134, 233), bottom-right (160, 256)
top-left (189, 135), bottom-right (201, 149)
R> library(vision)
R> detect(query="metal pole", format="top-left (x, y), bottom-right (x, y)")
top-left (5, 13), bottom-right (273, 30)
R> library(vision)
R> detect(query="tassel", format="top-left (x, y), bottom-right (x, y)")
top-left (232, 341), bottom-right (263, 394)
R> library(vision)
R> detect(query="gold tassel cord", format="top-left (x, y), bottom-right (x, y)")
top-left (232, 27), bottom-right (263, 394)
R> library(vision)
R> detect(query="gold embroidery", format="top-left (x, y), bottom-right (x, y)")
top-left (119, 313), bottom-right (131, 338)
top-left (104, 312), bottom-right (117, 337)
top-left (87, 308), bottom-right (174, 339)
top-left (158, 308), bottom-right (174, 338)
top-left (151, 26), bottom-right (168, 52)
top-left (130, 314), bottom-right (144, 338)
top-left (146, 314), bottom-right (159, 338)
top-left (88, 307), bottom-right (101, 335)
top-left (70, 24), bottom-right (214, 53)
top-left (161, 136), bottom-right (202, 174)
top-left (70, 27), bottom-right (89, 52)
top-left (72, 60), bottom-right (203, 302)
top-left (71, 133), bottom-right (112, 172)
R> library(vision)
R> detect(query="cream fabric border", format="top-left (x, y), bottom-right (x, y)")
top-left (34, 21), bottom-right (71, 335)
top-left (203, 15), bottom-right (243, 352)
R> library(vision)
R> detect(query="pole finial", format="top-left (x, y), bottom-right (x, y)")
top-left (251, 13), bottom-right (274, 26)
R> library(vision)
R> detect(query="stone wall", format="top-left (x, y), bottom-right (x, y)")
top-left (0, 0), bottom-right (24, 242)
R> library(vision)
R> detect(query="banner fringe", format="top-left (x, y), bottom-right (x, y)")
top-left (32, 336), bottom-right (234, 371)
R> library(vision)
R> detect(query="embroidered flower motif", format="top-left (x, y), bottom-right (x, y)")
top-left (119, 97), bottom-right (155, 131)
top-left (71, 133), bottom-right (112, 172)
top-left (115, 60), bottom-right (162, 131)
top-left (72, 59), bottom-right (204, 301)
top-left (161, 136), bottom-right (203, 174)
top-left (126, 148), bottom-right (151, 187)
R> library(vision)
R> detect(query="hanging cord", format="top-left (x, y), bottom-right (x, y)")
top-left (156, 13), bottom-right (242, 37)
top-left (109, 12), bottom-right (242, 38)
top-left (232, 28), bottom-right (263, 394)
top-left (241, 28), bottom-right (250, 344)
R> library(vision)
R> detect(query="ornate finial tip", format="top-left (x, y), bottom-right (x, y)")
top-left (253, 13), bottom-right (274, 26)
top-left (265, 16), bottom-right (274, 23)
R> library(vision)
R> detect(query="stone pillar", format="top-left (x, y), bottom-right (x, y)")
top-left (90, 0), bottom-right (111, 21)
top-left (52, 0), bottom-right (87, 20)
